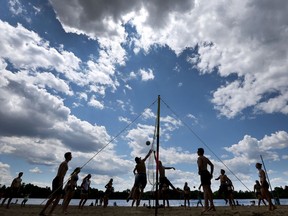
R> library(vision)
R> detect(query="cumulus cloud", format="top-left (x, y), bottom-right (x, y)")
top-left (1, 0), bottom-right (287, 191)
top-left (0, 21), bottom-right (81, 79)
top-left (0, 162), bottom-right (11, 185)
top-left (0, 20), bottom-right (121, 102)
top-left (49, 0), bottom-right (288, 118)
top-left (139, 68), bottom-right (154, 81)
top-left (224, 131), bottom-right (288, 161)
top-left (88, 95), bottom-right (104, 109)
top-left (29, 167), bottom-right (43, 174)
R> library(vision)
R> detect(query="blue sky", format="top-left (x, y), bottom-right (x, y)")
top-left (0, 0), bottom-right (288, 194)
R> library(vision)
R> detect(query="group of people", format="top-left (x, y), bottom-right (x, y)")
top-left (125, 147), bottom-right (277, 214)
top-left (197, 148), bottom-right (276, 213)
top-left (214, 169), bottom-right (235, 208)
top-left (0, 152), bottom-right (115, 215)
top-left (38, 152), bottom-right (112, 215)
top-left (1, 148), bottom-right (277, 214)
top-left (126, 149), bottom-right (181, 208)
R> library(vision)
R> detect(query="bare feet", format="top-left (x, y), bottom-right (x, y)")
top-left (269, 205), bottom-right (276, 211)
top-left (208, 205), bottom-right (216, 211)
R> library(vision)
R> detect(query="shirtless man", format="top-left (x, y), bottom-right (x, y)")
top-left (157, 159), bottom-right (178, 207)
top-left (215, 169), bottom-right (229, 204)
top-left (39, 152), bottom-right (72, 216)
top-left (2, 172), bottom-right (23, 209)
top-left (255, 163), bottom-right (276, 211)
top-left (197, 148), bottom-right (215, 212)
top-left (127, 149), bottom-right (152, 204)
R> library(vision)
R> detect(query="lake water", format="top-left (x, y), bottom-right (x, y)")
top-left (14, 198), bottom-right (288, 207)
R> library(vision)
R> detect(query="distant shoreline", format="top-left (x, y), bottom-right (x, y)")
top-left (7, 197), bottom-right (288, 207)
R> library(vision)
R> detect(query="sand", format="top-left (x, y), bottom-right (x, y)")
top-left (0, 205), bottom-right (287, 216)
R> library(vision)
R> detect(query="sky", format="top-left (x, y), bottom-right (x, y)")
top-left (0, 0), bottom-right (288, 194)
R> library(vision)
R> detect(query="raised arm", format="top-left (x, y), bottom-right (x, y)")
top-left (143, 149), bottom-right (152, 162)
top-left (164, 166), bottom-right (175, 170)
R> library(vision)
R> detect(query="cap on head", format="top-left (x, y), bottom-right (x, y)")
top-left (135, 157), bottom-right (141, 163)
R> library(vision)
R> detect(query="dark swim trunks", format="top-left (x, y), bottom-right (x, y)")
top-left (199, 170), bottom-right (212, 185)
top-left (134, 173), bottom-right (147, 189)
top-left (262, 180), bottom-right (269, 189)
top-left (52, 176), bottom-right (63, 195)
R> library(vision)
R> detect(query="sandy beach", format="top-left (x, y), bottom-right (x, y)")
top-left (0, 205), bottom-right (287, 216)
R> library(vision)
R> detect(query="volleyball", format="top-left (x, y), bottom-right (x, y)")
top-left (146, 141), bottom-right (151, 146)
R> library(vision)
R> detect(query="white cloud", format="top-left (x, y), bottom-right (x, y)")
top-left (118, 116), bottom-right (131, 124)
top-left (88, 95), bottom-right (104, 110)
top-left (1, 0), bottom-right (287, 192)
top-left (224, 131), bottom-right (288, 161)
top-left (139, 68), bottom-right (154, 81)
top-left (261, 131), bottom-right (288, 150)
top-left (125, 84), bottom-right (132, 90)
top-left (0, 21), bottom-right (82, 79)
top-left (129, 71), bottom-right (137, 79)
top-left (48, 0), bottom-right (288, 118)
top-left (142, 108), bottom-right (156, 120)
top-left (9, 0), bottom-right (25, 15)
top-left (187, 113), bottom-right (199, 125)
top-left (0, 20), bottom-right (122, 104)
top-left (0, 162), bottom-right (11, 185)
top-left (77, 92), bottom-right (88, 101)
top-left (29, 167), bottom-right (43, 174)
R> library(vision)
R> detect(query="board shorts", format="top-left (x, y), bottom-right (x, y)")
top-left (134, 173), bottom-right (147, 189)
top-left (199, 170), bottom-right (212, 186)
top-left (219, 183), bottom-right (228, 194)
top-left (262, 180), bottom-right (269, 189)
top-left (159, 177), bottom-right (172, 190)
top-left (52, 176), bottom-right (63, 195)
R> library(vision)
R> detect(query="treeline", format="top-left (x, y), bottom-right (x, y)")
top-left (1, 184), bottom-right (288, 200)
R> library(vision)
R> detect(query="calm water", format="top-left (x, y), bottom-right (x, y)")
top-left (14, 198), bottom-right (288, 207)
